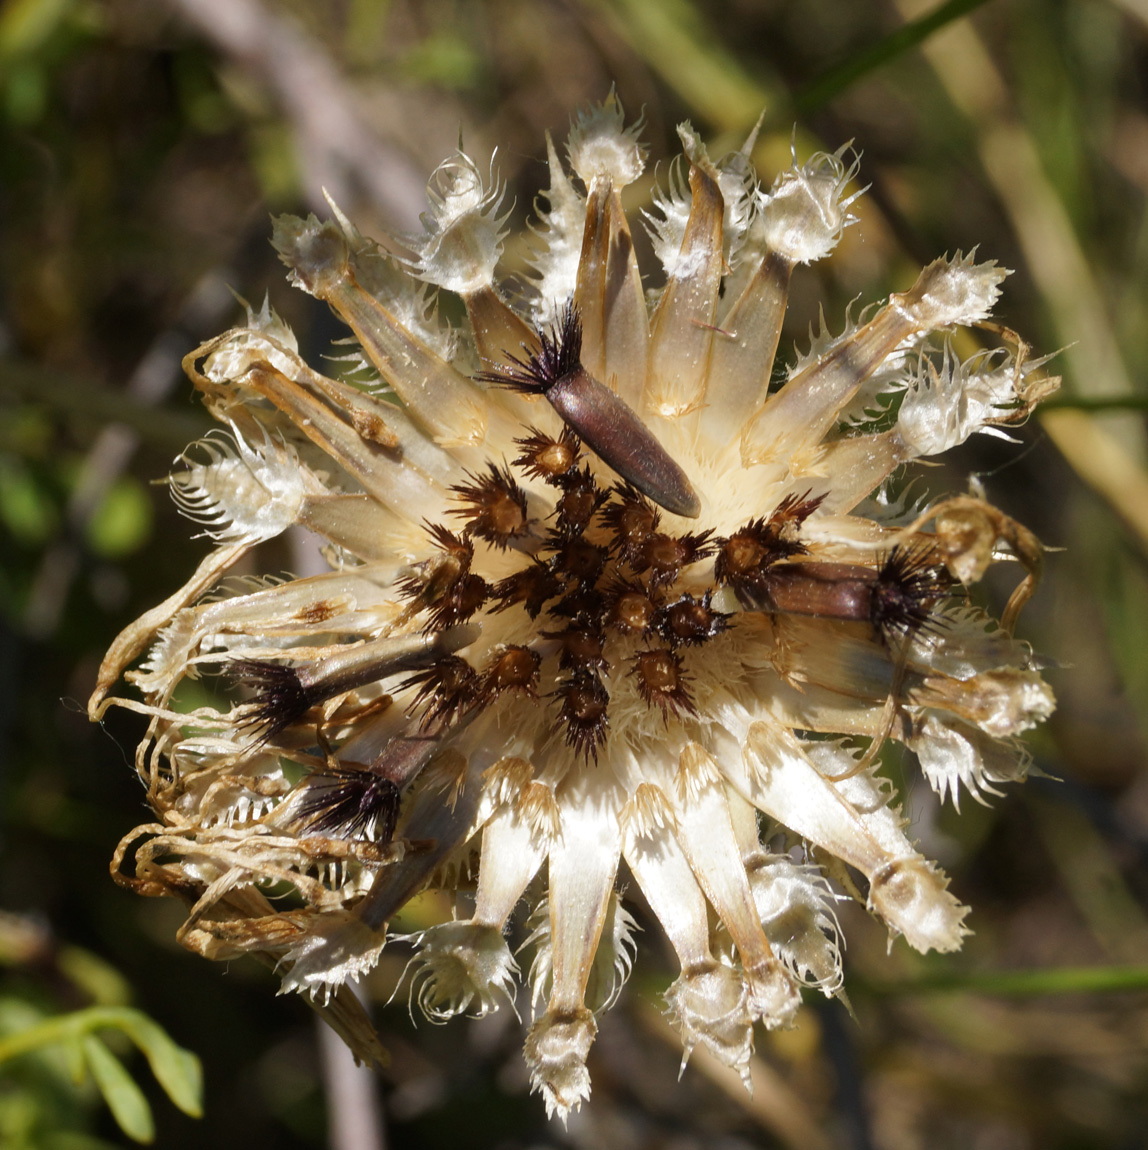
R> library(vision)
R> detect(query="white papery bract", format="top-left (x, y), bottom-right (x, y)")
top-left (91, 96), bottom-right (1058, 1119)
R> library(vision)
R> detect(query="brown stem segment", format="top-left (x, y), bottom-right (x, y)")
top-left (755, 562), bottom-right (877, 620)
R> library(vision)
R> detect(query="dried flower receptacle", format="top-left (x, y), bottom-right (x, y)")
top-left (91, 96), bottom-right (1058, 1119)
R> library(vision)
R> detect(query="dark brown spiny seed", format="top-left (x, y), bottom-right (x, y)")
top-left (544, 625), bottom-right (608, 672)
top-left (397, 524), bottom-right (490, 629)
top-left (604, 579), bottom-right (659, 636)
top-left (770, 490), bottom-right (826, 542)
top-left (480, 645), bottom-right (541, 700)
top-left (635, 529), bottom-right (715, 586)
top-left (550, 585), bottom-right (607, 622)
top-left (714, 493), bottom-right (825, 606)
top-left (714, 525), bottom-right (768, 586)
top-left (556, 672), bottom-right (610, 762)
top-left (401, 655), bottom-right (479, 728)
top-left (631, 649), bottom-right (696, 717)
top-left (656, 591), bottom-right (729, 647)
top-left (424, 522), bottom-right (474, 565)
top-left (552, 537), bottom-right (608, 586)
top-left (490, 561), bottom-right (560, 618)
top-left (601, 486), bottom-right (660, 565)
top-left (397, 524), bottom-right (473, 606)
top-left (449, 464), bottom-right (529, 548)
top-left (556, 466), bottom-right (606, 535)
top-left (513, 426), bottom-right (581, 483)
top-left (714, 526), bottom-right (793, 605)
top-left (427, 572), bottom-right (490, 630)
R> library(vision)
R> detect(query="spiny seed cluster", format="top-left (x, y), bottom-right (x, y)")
top-left (90, 106), bottom-right (1061, 1118)
top-left (373, 421), bottom-right (949, 767)
top-left (392, 423), bottom-right (734, 761)
top-left (234, 301), bottom-right (955, 840)
top-left (239, 437), bottom-right (951, 789)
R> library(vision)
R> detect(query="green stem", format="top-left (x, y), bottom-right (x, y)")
top-left (0, 1005), bottom-right (153, 1062)
top-left (794, 0), bottom-right (993, 117)
top-left (1041, 395), bottom-right (1148, 413)
top-left (861, 964), bottom-right (1148, 997)
top-left (0, 363), bottom-right (211, 451)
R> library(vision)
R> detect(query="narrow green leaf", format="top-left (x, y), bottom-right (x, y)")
top-left (62, 1031), bottom-right (86, 1084)
top-left (863, 964), bottom-right (1148, 997)
top-left (80, 1035), bottom-right (155, 1144)
top-left (111, 1011), bottom-right (204, 1118)
top-left (1041, 394), bottom-right (1148, 412)
top-left (55, 946), bottom-right (133, 1009)
top-left (794, 0), bottom-right (993, 117)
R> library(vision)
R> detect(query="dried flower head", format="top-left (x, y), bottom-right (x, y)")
top-left (90, 96), bottom-right (1059, 1119)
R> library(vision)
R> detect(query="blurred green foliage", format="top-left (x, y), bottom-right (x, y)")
top-left (0, 1002), bottom-right (203, 1145)
top-left (1, 0), bottom-right (1146, 1147)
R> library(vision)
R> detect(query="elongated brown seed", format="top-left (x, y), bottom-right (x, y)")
top-left (755, 548), bottom-right (949, 640)
top-left (477, 303), bottom-right (701, 518)
top-left (237, 624), bottom-right (479, 738)
top-left (758, 562), bottom-right (876, 620)
top-left (545, 365), bottom-right (701, 518)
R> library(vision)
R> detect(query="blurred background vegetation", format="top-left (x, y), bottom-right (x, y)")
top-left (1, 0), bottom-right (1147, 1146)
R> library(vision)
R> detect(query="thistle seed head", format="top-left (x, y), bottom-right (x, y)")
top-left (91, 97), bottom-right (1059, 1120)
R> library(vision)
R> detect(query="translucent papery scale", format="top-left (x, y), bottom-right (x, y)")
top-left (168, 425), bottom-right (317, 543)
top-left (91, 98), bottom-right (1060, 1122)
top-left (406, 152), bottom-right (510, 296)
top-left (529, 133), bottom-right (588, 330)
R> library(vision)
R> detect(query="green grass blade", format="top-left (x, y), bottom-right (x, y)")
top-left (864, 964), bottom-right (1148, 997)
top-left (795, 0), bottom-right (993, 116)
top-left (111, 1011), bottom-right (203, 1118)
top-left (80, 1035), bottom-right (155, 1144)
top-left (1041, 395), bottom-right (1148, 412)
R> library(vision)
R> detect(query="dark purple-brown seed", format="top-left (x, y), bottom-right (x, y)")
top-left (480, 646), bottom-right (541, 700)
top-left (556, 672), bottom-right (610, 761)
top-left (545, 365), bottom-right (701, 519)
top-left (755, 561), bottom-right (876, 619)
top-left (514, 426), bottom-right (581, 483)
top-left (478, 303), bottom-right (701, 518)
top-left (449, 464), bottom-right (530, 548)
top-left (631, 649), bottom-right (696, 717)
top-left (235, 627), bottom-right (477, 740)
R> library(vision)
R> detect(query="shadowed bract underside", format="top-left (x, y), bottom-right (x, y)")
top-left (90, 97), bottom-right (1058, 1119)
